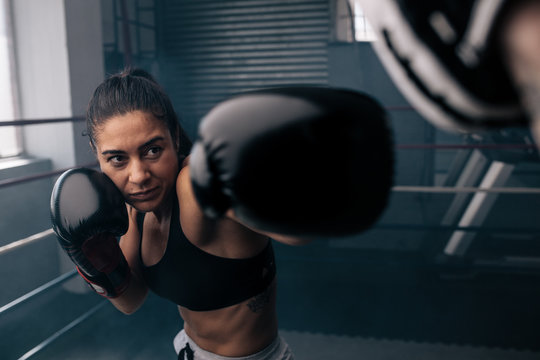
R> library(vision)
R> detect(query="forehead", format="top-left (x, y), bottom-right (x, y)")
top-left (95, 110), bottom-right (171, 149)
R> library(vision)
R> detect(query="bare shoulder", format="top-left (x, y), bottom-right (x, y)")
top-left (176, 164), bottom-right (205, 224)
top-left (176, 165), bottom-right (272, 257)
top-left (176, 164), bottom-right (195, 204)
top-left (176, 165), bottom-right (213, 244)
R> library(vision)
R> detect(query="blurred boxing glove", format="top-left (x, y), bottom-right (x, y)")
top-left (190, 86), bottom-right (394, 237)
top-left (358, 0), bottom-right (528, 133)
top-left (50, 167), bottom-right (130, 298)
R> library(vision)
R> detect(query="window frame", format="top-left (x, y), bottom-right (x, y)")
top-left (0, 0), bottom-right (23, 159)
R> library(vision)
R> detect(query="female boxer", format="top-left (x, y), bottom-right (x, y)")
top-left (85, 68), bottom-right (299, 359)
top-left (50, 68), bottom-right (393, 359)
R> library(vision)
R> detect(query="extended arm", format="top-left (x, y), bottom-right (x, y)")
top-left (188, 86), bottom-right (394, 239)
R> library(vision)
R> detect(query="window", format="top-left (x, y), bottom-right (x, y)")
top-left (334, 0), bottom-right (377, 43)
top-left (0, 0), bottom-right (21, 158)
top-left (350, 0), bottom-right (377, 42)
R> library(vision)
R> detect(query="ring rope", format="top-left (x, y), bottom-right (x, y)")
top-left (17, 300), bottom-right (107, 360)
top-left (0, 229), bottom-right (55, 256)
top-left (0, 162), bottom-right (99, 189)
top-left (392, 185), bottom-right (540, 194)
top-left (0, 116), bottom-right (84, 127)
top-left (396, 143), bottom-right (537, 150)
top-left (0, 269), bottom-right (77, 316)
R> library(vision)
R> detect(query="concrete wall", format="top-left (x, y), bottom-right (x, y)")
top-left (0, 0), bottom-right (104, 324)
top-left (12, 0), bottom-right (103, 169)
top-left (12, 0), bottom-right (75, 169)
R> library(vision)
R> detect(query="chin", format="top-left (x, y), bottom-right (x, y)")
top-left (126, 189), bottom-right (171, 213)
top-left (128, 200), bottom-right (158, 213)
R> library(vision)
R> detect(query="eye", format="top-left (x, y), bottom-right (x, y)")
top-left (107, 155), bottom-right (127, 167)
top-left (145, 146), bottom-right (162, 158)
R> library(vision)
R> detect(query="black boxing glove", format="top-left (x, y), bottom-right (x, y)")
top-left (359, 0), bottom-right (528, 132)
top-left (50, 168), bottom-right (130, 298)
top-left (190, 86), bottom-right (394, 237)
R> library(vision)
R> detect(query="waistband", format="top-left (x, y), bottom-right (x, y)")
top-left (173, 329), bottom-right (293, 360)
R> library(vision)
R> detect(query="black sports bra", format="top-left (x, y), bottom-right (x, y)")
top-left (137, 196), bottom-right (276, 311)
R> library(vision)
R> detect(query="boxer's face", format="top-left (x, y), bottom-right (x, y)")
top-left (93, 110), bottom-right (179, 213)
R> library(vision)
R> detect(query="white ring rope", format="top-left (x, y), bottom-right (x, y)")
top-left (0, 228), bottom-right (55, 256)
top-left (392, 185), bottom-right (540, 194)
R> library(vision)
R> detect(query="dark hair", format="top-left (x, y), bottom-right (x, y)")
top-left (86, 68), bottom-right (192, 157)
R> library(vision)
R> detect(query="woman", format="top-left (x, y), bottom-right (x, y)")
top-left (52, 66), bottom-right (392, 359)
top-left (84, 68), bottom-right (304, 359)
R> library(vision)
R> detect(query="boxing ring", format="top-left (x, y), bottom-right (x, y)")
top-left (1, 114), bottom-right (540, 360)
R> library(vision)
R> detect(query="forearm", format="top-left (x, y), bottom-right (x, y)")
top-left (225, 209), bottom-right (313, 245)
top-left (113, 218), bottom-right (150, 314)
top-left (109, 270), bottom-right (149, 314)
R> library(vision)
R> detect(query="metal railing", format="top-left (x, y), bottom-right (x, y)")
top-left (0, 116), bottom-right (85, 127)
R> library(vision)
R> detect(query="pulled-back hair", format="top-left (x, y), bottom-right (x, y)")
top-left (86, 68), bottom-right (192, 157)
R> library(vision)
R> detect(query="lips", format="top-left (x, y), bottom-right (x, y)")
top-left (128, 187), bottom-right (159, 201)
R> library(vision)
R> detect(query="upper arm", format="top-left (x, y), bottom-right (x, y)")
top-left (259, 232), bottom-right (313, 246)
top-left (224, 209), bottom-right (313, 246)
top-left (176, 165), bottom-right (223, 246)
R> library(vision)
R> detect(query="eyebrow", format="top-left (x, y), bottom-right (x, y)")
top-left (101, 136), bottom-right (166, 156)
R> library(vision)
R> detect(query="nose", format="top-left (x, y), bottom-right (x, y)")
top-left (128, 160), bottom-right (151, 186)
